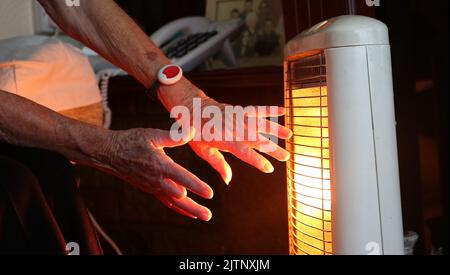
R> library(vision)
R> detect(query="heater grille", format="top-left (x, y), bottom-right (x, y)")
top-left (285, 52), bottom-right (333, 255)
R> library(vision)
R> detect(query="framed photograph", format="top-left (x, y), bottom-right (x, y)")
top-left (205, 0), bottom-right (285, 70)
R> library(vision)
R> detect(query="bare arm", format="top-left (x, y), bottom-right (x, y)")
top-left (38, 0), bottom-right (202, 106)
top-left (0, 90), bottom-right (213, 221)
top-left (0, 90), bottom-right (108, 164)
top-left (39, 0), bottom-right (166, 88)
top-left (38, 0), bottom-right (292, 184)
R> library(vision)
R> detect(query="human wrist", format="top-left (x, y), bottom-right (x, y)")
top-left (157, 77), bottom-right (207, 112)
top-left (62, 119), bottom-right (114, 169)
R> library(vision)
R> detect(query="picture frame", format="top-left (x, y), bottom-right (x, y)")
top-left (205, 0), bottom-right (285, 70)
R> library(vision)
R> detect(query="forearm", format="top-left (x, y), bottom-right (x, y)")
top-left (38, 0), bottom-right (168, 88)
top-left (38, 0), bottom-right (204, 110)
top-left (0, 90), bottom-right (110, 167)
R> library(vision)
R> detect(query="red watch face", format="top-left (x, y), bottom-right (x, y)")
top-left (158, 64), bottom-right (183, 85)
top-left (162, 65), bottom-right (181, 79)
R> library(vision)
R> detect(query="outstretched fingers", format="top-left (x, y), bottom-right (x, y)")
top-left (190, 143), bottom-right (232, 185)
top-left (156, 193), bottom-right (212, 221)
top-left (152, 128), bottom-right (195, 148)
top-left (229, 144), bottom-right (274, 174)
top-left (161, 178), bottom-right (188, 199)
top-left (257, 119), bottom-right (293, 139)
top-left (245, 106), bottom-right (286, 118)
top-left (255, 135), bottom-right (291, 162)
top-left (163, 159), bottom-right (214, 199)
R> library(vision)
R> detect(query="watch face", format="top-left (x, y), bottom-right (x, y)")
top-left (162, 65), bottom-right (181, 79)
top-left (158, 65), bottom-right (183, 85)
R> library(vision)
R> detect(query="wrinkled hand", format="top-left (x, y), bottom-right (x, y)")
top-left (187, 96), bottom-right (293, 184)
top-left (97, 128), bottom-right (213, 221)
top-left (158, 78), bottom-right (292, 185)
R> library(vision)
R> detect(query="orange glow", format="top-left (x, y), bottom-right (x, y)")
top-left (286, 86), bottom-right (333, 255)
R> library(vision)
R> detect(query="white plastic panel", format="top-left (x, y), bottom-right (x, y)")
top-left (285, 16), bottom-right (390, 59)
top-left (366, 45), bottom-right (404, 255)
top-left (325, 46), bottom-right (383, 255)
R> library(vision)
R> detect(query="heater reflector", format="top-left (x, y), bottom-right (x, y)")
top-left (285, 52), bottom-right (332, 255)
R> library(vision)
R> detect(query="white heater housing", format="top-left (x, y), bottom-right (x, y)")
top-left (284, 16), bottom-right (404, 255)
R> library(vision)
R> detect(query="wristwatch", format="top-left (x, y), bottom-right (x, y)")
top-left (147, 64), bottom-right (183, 100)
top-left (157, 64), bottom-right (183, 85)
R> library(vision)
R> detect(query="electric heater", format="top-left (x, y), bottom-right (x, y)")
top-left (284, 16), bottom-right (404, 255)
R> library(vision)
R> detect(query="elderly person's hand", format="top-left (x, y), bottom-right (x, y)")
top-left (0, 90), bottom-right (213, 221)
top-left (158, 78), bottom-right (293, 184)
top-left (97, 128), bottom-right (213, 221)
top-left (36, 0), bottom-right (292, 220)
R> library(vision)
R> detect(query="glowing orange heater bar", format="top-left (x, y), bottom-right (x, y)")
top-left (285, 53), bottom-right (332, 255)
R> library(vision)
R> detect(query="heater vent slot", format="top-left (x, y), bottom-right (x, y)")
top-left (285, 52), bottom-right (332, 255)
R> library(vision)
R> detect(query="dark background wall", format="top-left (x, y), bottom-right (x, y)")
top-left (375, 0), bottom-right (449, 255)
top-left (114, 0), bottom-right (206, 35)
